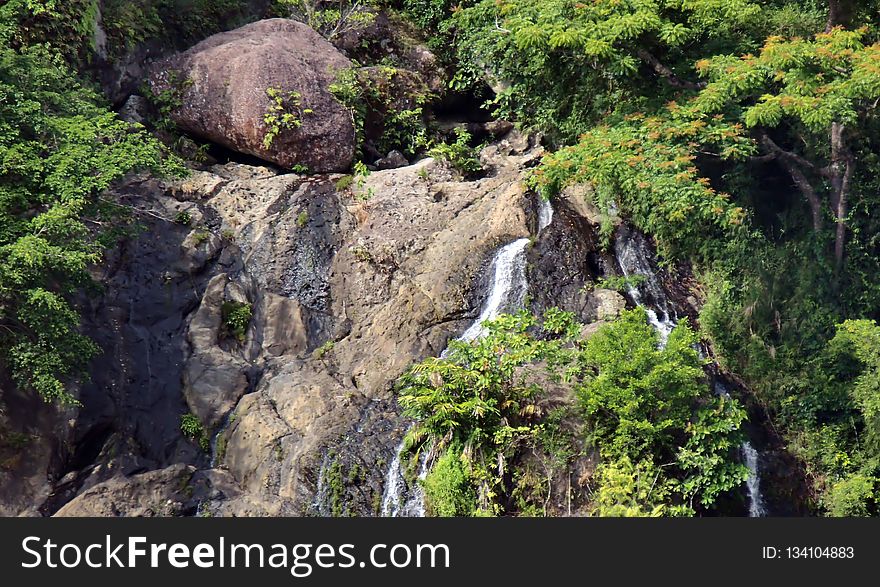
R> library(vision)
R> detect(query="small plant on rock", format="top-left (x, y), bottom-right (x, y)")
top-left (429, 128), bottom-right (481, 175)
top-left (296, 210), bottom-right (309, 228)
top-left (262, 87), bottom-right (312, 149)
top-left (174, 211), bottom-right (192, 225)
top-left (314, 340), bottom-right (335, 359)
top-left (221, 301), bottom-right (253, 343)
top-left (180, 413), bottom-right (210, 452)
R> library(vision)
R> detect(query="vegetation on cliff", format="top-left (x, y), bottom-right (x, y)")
top-left (396, 0), bottom-right (880, 515)
top-left (0, 3), bottom-right (182, 404)
top-left (399, 309), bottom-right (747, 516)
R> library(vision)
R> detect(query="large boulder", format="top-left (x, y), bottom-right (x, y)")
top-left (149, 19), bottom-right (355, 172)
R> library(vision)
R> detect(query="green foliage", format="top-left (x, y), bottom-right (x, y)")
top-left (262, 87), bottom-right (312, 150)
top-left (422, 447), bottom-right (479, 517)
top-left (397, 307), bottom-right (746, 515)
top-left (144, 72), bottom-right (193, 131)
top-left (314, 340), bottom-right (335, 359)
top-left (827, 320), bottom-right (880, 450)
top-left (577, 308), bottom-right (748, 510)
top-left (180, 413), bottom-right (209, 451)
top-left (329, 66), bottom-right (369, 157)
top-left (590, 456), bottom-right (690, 517)
top-left (191, 230), bottom-right (210, 246)
top-left (0, 0), bottom-right (98, 63)
top-left (174, 211), bottom-right (192, 225)
top-left (352, 160), bottom-right (374, 200)
top-left (221, 301), bottom-right (252, 342)
top-left (398, 310), bottom-right (574, 515)
top-left (405, 0), bottom-right (880, 517)
top-left (330, 64), bottom-right (432, 163)
top-left (273, 0), bottom-right (378, 41)
top-left (692, 28), bottom-right (880, 134)
top-left (0, 33), bottom-right (183, 404)
top-left (826, 473), bottom-right (876, 517)
top-left (296, 210), bottom-right (309, 228)
top-left (531, 109), bottom-right (751, 258)
top-left (428, 128), bottom-right (482, 175)
top-left (335, 175), bottom-right (355, 191)
top-left (586, 274), bottom-right (646, 293)
top-left (101, 0), bottom-right (251, 61)
top-left (578, 309), bottom-right (707, 459)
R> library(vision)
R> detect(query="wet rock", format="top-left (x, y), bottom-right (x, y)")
top-left (117, 94), bottom-right (150, 126)
top-left (528, 196), bottom-right (610, 322)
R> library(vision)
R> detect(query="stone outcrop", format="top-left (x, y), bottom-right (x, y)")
top-left (0, 129), bottom-right (620, 517)
top-left (149, 19), bottom-right (356, 172)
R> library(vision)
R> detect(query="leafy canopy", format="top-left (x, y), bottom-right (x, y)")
top-left (0, 20), bottom-right (182, 403)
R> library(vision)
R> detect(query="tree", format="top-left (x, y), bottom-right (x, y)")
top-left (577, 308), bottom-right (748, 510)
top-left (0, 18), bottom-right (181, 404)
top-left (690, 26), bottom-right (880, 270)
top-left (397, 310), bottom-right (573, 514)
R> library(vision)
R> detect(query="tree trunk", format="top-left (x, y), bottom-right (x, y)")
top-left (826, 0), bottom-right (855, 31)
top-left (827, 122), bottom-right (853, 271)
top-left (833, 159), bottom-right (853, 271)
top-left (781, 158), bottom-right (823, 232)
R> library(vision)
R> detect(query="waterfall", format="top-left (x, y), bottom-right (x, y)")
top-left (380, 439), bottom-right (428, 517)
top-left (380, 201), bottom-right (553, 517)
top-left (742, 441), bottom-right (767, 517)
top-left (613, 229), bottom-right (675, 344)
top-left (457, 238), bottom-right (531, 343)
top-left (312, 452), bottom-right (331, 516)
top-left (538, 198), bottom-right (554, 233)
top-left (614, 227), bottom-right (766, 516)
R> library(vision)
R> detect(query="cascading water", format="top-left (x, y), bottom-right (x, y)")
top-left (741, 441), bottom-right (767, 517)
top-left (538, 198), bottom-right (554, 232)
top-left (457, 238), bottom-right (531, 343)
top-left (380, 201), bottom-right (554, 517)
top-left (613, 227), bottom-right (766, 517)
top-left (613, 229), bottom-right (675, 344)
top-left (312, 452), bottom-right (332, 516)
top-left (380, 439), bottom-right (428, 517)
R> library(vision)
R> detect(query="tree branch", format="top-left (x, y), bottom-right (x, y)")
top-left (758, 133), bottom-right (823, 231)
top-left (636, 49), bottom-right (707, 91)
top-left (758, 132), bottom-right (816, 170)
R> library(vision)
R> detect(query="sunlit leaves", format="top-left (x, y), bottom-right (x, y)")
top-left (693, 28), bottom-right (880, 134)
top-left (531, 109), bottom-right (750, 257)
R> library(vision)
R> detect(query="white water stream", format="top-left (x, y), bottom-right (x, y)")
top-left (613, 228), bottom-right (766, 517)
top-left (380, 201), bottom-right (555, 516)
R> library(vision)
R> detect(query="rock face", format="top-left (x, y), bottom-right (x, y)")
top-left (149, 19), bottom-right (355, 172)
top-left (0, 129), bottom-right (586, 518)
top-left (528, 189), bottom-right (617, 323)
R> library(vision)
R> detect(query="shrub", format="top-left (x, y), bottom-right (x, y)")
top-left (221, 301), bottom-right (252, 342)
top-left (428, 128), bottom-right (481, 175)
top-left (826, 474), bottom-right (876, 517)
top-left (422, 448), bottom-right (478, 517)
top-left (262, 87), bottom-right (312, 149)
top-left (180, 413), bottom-right (210, 451)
